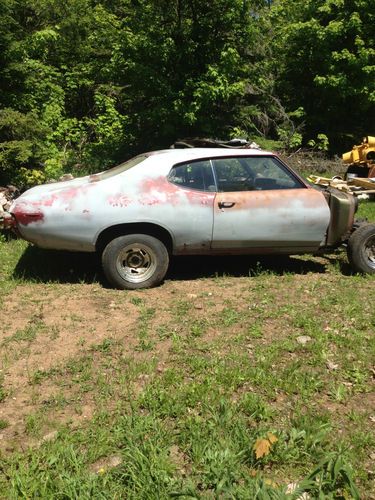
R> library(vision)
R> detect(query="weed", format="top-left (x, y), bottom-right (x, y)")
top-left (29, 365), bottom-right (63, 385)
top-left (156, 325), bottom-right (173, 340)
top-left (0, 376), bottom-right (6, 402)
top-left (247, 323), bottom-right (263, 338)
top-left (300, 451), bottom-right (360, 499)
top-left (91, 338), bottom-right (115, 353)
top-left (0, 418), bottom-right (9, 430)
top-left (49, 325), bottom-right (60, 340)
top-left (24, 413), bottom-right (43, 436)
top-left (173, 299), bottom-right (191, 318)
top-left (219, 307), bottom-right (240, 327)
top-left (2, 322), bottom-right (40, 344)
top-left (130, 296), bottom-right (144, 306)
top-left (139, 306), bottom-right (155, 322)
top-left (41, 393), bottom-right (68, 409)
top-left (239, 393), bottom-right (273, 421)
top-left (329, 383), bottom-right (349, 403)
top-left (190, 319), bottom-right (207, 337)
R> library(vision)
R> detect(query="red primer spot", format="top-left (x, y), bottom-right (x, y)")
top-left (139, 176), bottom-right (180, 206)
top-left (184, 190), bottom-right (215, 205)
top-left (141, 176), bottom-right (178, 195)
top-left (108, 194), bottom-right (132, 207)
top-left (38, 194), bottom-right (58, 207)
top-left (140, 177), bottom-right (217, 207)
top-left (31, 185), bottom-right (94, 209)
top-left (60, 187), bottom-right (82, 200)
top-left (139, 198), bottom-right (161, 206)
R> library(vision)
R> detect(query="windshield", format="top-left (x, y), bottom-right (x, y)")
top-left (90, 155), bottom-right (148, 182)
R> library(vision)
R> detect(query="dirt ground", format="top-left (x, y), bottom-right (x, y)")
top-left (0, 279), bottom-right (171, 451)
top-left (1, 252), bottom-right (260, 451)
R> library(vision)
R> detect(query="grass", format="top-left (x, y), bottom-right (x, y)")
top-left (0, 202), bottom-right (374, 498)
top-left (358, 200), bottom-right (375, 221)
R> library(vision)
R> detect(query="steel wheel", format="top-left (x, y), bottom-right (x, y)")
top-left (102, 234), bottom-right (169, 289)
top-left (116, 242), bottom-right (157, 283)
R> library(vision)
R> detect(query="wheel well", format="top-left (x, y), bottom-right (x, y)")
top-left (95, 223), bottom-right (174, 255)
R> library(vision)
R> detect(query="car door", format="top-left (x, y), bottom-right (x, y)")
top-left (211, 156), bottom-right (331, 253)
top-left (167, 159), bottom-right (216, 253)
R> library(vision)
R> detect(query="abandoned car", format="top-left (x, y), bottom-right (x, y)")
top-left (3, 148), bottom-right (375, 288)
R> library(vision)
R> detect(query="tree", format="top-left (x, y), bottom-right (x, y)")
top-left (270, 0), bottom-right (375, 151)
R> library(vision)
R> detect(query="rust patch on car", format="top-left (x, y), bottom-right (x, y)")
top-left (214, 189), bottom-right (325, 211)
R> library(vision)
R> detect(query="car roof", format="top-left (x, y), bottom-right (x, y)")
top-left (146, 147), bottom-right (275, 161)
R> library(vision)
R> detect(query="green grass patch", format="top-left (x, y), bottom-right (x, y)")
top-left (357, 199), bottom-right (375, 221)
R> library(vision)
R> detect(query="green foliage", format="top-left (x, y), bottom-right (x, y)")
top-left (0, 108), bottom-right (48, 185)
top-left (0, 0), bottom-right (374, 185)
top-left (270, 0), bottom-right (375, 151)
top-left (308, 133), bottom-right (330, 152)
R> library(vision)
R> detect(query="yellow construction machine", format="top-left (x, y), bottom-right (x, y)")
top-left (343, 136), bottom-right (375, 179)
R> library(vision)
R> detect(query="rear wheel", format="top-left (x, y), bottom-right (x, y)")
top-left (347, 224), bottom-right (375, 274)
top-left (102, 234), bottom-right (169, 289)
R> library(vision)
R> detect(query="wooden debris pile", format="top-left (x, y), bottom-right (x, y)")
top-left (307, 175), bottom-right (375, 198)
top-left (0, 186), bottom-right (19, 219)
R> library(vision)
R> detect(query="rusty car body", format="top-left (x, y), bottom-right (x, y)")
top-left (3, 148), bottom-right (375, 288)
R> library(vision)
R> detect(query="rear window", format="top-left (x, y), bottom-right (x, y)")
top-left (90, 155), bottom-right (148, 181)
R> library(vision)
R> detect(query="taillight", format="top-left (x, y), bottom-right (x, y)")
top-left (13, 209), bottom-right (44, 226)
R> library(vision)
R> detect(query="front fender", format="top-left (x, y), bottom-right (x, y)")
top-left (326, 188), bottom-right (356, 247)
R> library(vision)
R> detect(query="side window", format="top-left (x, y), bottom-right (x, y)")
top-left (241, 157), bottom-right (304, 190)
top-left (212, 158), bottom-right (253, 192)
top-left (168, 160), bottom-right (216, 191)
top-left (212, 156), bottom-right (304, 191)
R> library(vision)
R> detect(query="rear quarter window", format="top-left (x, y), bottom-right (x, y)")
top-left (168, 160), bottom-right (216, 191)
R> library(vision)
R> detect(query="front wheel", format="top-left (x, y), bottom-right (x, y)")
top-left (102, 234), bottom-right (169, 289)
top-left (345, 165), bottom-right (369, 180)
top-left (347, 223), bottom-right (375, 274)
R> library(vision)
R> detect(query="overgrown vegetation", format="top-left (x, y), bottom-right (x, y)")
top-left (1, 0), bottom-right (374, 187)
top-left (0, 203), bottom-right (374, 497)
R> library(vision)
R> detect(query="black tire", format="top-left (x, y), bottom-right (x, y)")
top-left (102, 234), bottom-right (169, 289)
top-left (345, 165), bottom-right (368, 180)
top-left (347, 223), bottom-right (375, 274)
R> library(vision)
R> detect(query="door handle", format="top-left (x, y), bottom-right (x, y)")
top-left (218, 201), bottom-right (236, 209)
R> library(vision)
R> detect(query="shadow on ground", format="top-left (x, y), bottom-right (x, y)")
top-left (13, 246), bottom-right (102, 284)
top-left (11, 244), bottom-right (348, 287)
top-left (168, 254), bottom-right (331, 280)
